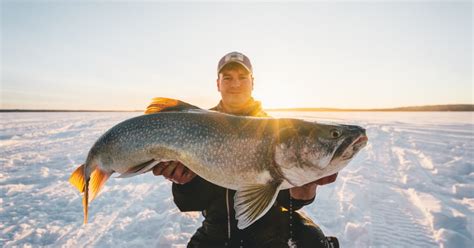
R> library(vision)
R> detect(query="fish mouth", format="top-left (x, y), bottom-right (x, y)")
top-left (331, 134), bottom-right (368, 162)
top-left (353, 135), bottom-right (368, 148)
top-left (342, 135), bottom-right (368, 160)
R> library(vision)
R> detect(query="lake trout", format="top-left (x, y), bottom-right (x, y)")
top-left (69, 98), bottom-right (368, 229)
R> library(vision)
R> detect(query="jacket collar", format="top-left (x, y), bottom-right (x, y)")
top-left (210, 98), bottom-right (268, 117)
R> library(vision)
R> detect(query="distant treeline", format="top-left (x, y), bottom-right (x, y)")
top-left (266, 104), bottom-right (474, 112)
top-left (1, 104), bottom-right (473, 112)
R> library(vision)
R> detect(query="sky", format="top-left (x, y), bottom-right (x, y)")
top-left (1, 1), bottom-right (472, 110)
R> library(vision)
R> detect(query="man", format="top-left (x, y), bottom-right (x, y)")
top-left (152, 52), bottom-right (339, 248)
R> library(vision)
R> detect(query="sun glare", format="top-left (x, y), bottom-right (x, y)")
top-left (254, 79), bottom-right (335, 109)
top-left (254, 89), bottom-right (304, 109)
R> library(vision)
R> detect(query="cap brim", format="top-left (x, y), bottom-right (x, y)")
top-left (218, 61), bottom-right (252, 74)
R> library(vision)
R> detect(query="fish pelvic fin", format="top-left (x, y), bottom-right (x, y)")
top-left (117, 159), bottom-right (159, 178)
top-left (69, 164), bottom-right (111, 224)
top-left (234, 180), bottom-right (283, 229)
top-left (145, 97), bottom-right (201, 114)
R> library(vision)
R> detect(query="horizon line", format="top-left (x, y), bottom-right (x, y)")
top-left (1, 104), bottom-right (472, 113)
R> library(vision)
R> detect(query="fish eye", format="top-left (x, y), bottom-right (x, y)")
top-left (330, 129), bottom-right (341, 139)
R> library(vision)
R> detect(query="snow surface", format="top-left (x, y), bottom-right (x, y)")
top-left (1, 112), bottom-right (473, 247)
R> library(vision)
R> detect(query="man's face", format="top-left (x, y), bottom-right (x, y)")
top-left (217, 67), bottom-right (254, 108)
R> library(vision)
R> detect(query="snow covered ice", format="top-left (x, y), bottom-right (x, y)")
top-left (1, 112), bottom-right (472, 247)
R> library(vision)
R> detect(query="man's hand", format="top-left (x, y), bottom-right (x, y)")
top-left (152, 161), bottom-right (196, 184)
top-left (289, 173), bottom-right (338, 200)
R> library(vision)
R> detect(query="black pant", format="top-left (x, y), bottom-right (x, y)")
top-left (187, 210), bottom-right (331, 248)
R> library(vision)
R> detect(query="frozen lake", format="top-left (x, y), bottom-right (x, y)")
top-left (1, 111), bottom-right (473, 247)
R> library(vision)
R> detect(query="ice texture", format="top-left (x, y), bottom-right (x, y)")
top-left (1, 111), bottom-right (472, 247)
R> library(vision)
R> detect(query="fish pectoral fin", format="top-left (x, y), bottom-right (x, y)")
top-left (145, 97), bottom-right (201, 114)
top-left (234, 180), bottom-right (282, 229)
top-left (117, 159), bottom-right (160, 178)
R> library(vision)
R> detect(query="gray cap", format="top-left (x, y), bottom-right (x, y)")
top-left (217, 51), bottom-right (253, 74)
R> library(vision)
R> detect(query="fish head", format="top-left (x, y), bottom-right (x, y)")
top-left (326, 124), bottom-right (368, 165)
top-left (275, 121), bottom-right (368, 186)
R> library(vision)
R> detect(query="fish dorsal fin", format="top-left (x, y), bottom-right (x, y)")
top-left (117, 159), bottom-right (159, 178)
top-left (145, 97), bottom-right (201, 114)
top-left (234, 180), bottom-right (282, 229)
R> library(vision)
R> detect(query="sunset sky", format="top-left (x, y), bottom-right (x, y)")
top-left (2, 1), bottom-right (472, 110)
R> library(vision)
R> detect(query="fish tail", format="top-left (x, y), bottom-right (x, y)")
top-left (84, 176), bottom-right (89, 224)
top-left (69, 163), bottom-right (111, 224)
top-left (69, 164), bottom-right (86, 193)
top-left (69, 164), bottom-right (88, 223)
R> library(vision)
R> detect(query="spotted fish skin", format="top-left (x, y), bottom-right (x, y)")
top-left (69, 98), bottom-right (368, 229)
top-left (89, 111), bottom-right (277, 187)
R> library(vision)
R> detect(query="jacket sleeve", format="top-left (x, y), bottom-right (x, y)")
top-left (172, 176), bottom-right (219, 212)
top-left (276, 189), bottom-right (315, 211)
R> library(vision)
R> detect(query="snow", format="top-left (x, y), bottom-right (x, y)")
top-left (1, 111), bottom-right (473, 247)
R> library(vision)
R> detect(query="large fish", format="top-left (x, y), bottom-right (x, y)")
top-left (69, 98), bottom-right (368, 229)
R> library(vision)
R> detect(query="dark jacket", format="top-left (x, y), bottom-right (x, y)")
top-left (172, 99), bottom-right (315, 247)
